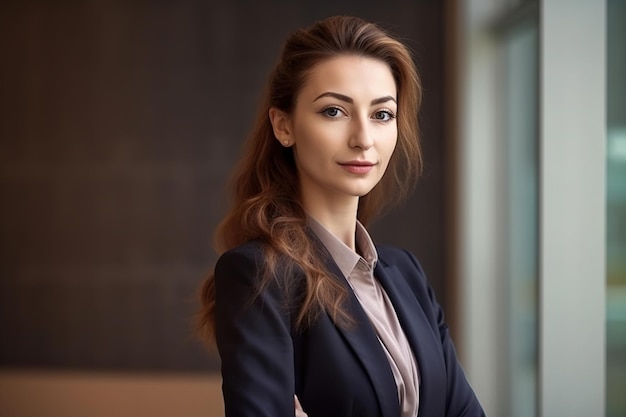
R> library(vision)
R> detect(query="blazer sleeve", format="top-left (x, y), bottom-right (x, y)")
top-left (402, 249), bottom-right (486, 417)
top-left (214, 246), bottom-right (295, 417)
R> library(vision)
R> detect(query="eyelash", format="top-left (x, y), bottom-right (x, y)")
top-left (319, 106), bottom-right (397, 122)
top-left (319, 106), bottom-right (347, 119)
top-left (373, 109), bottom-right (397, 122)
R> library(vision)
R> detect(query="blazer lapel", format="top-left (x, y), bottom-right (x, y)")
top-left (374, 263), bottom-right (447, 416)
top-left (317, 246), bottom-right (401, 417)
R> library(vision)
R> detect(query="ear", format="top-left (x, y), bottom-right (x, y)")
top-left (269, 107), bottom-right (294, 147)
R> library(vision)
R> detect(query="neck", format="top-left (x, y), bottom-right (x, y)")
top-left (303, 196), bottom-right (359, 250)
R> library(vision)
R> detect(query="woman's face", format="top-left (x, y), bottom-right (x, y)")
top-left (273, 55), bottom-right (398, 212)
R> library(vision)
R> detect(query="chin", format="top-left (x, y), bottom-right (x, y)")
top-left (333, 179), bottom-right (381, 198)
top-left (347, 186), bottom-right (377, 197)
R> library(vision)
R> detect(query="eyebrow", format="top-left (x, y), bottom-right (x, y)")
top-left (312, 92), bottom-right (397, 105)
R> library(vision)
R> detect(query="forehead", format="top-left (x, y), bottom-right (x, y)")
top-left (298, 55), bottom-right (397, 101)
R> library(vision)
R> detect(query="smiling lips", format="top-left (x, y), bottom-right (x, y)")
top-left (338, 160), bottom-right (376, 174)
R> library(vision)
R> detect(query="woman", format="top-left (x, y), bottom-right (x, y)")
top-left (198, 16), bottom-right (484, 417)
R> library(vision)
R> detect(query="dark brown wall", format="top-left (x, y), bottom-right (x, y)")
top-left (0, 1), bottom-right (448, 372)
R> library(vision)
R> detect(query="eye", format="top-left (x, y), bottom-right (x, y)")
top-left (372, 109), bottom-right (396, 122)
top-left (320, 106), bottom-right (346, 118)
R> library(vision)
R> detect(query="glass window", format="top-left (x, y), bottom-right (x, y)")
top-left (606, 1), bottom-right (626, 416)
top-left (501, 19), bottom-right (538, 417)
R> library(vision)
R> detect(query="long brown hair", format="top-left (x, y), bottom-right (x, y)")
top-left (198, 16), bottom-right (422, 344)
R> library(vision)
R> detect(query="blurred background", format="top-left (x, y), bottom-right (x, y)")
top-left (0, 0), bottom-right (621, 416)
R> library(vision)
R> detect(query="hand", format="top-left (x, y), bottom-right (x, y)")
top-left (295, 395), bottom-right (308, 417)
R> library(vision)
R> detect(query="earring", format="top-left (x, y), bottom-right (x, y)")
top-left (283, 140), bottom-right (290, 146)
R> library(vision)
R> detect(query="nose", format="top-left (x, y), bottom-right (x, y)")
top-left (349, 115), bottom-right (374, 150)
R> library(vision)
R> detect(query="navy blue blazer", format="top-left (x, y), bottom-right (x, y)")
top-left (214, 239), bottom-right (484, 417)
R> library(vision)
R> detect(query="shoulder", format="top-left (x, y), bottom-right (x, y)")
top-left (376, 245), bottom-right (426, 275)
top-left (215, 240), bottom-right (267, 268)
top-left (219, 240), bottom-right (268, 258)
top-left (376, 245), bottom-right (431, 295)
top-left (214, 240), bottom-right (268, 286)
top-left (214, 240), bottom-right (299, 293)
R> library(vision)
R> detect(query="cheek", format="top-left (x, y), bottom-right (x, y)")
top-left (293, 118), bottom-right (318, 146)
top-left (295, 123), bottom-right (337, 156)
top-left (382, 131), bottom-right (399, 162)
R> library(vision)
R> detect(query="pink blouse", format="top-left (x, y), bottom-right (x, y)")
top-left (308, 216), bottom-right (420, 417)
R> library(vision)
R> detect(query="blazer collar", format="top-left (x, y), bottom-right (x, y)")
top-left (307, 230), bottom-right (401, 417)
top-left (374, 260), bottom-right (447, 416)
top-left (308, 230), bottom-right (447, 416)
